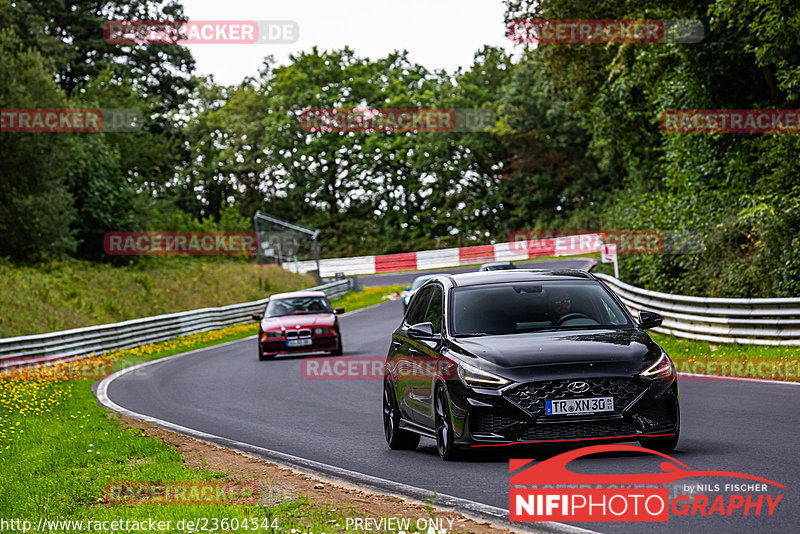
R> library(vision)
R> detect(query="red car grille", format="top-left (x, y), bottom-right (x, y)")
top-left (285, 329), bottom-right (312, 339)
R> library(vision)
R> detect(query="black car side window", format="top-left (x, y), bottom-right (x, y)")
top-left (424, 285), bottom-right (443, 333)
top-left (405, 286), bottom-right (433, 326)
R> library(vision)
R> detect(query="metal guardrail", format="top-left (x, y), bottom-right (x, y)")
top-left (0, 279), bottom-right (354, 370)
top-left (595, 273), bottom-right (800, 346)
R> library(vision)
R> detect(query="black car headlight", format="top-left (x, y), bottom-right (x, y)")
top-left (262, 331), bottom-right (282, 339)
top-left (640, 352), bottom-right (676, 380)
top-left (457, 361), bottom-right (510, 389)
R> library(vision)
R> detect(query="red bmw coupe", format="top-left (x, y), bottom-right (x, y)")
top-left (252, 290), bottom-right (344, 360)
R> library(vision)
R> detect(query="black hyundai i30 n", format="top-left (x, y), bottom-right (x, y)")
top-left (382, 269), bottom-right (680, 460)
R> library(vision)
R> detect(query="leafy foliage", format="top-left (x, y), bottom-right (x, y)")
top-left (2, 0), bottom-right (798, 297)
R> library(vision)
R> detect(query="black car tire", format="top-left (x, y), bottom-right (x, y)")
top-left (639, 432), bottom-right (679, 453)
top-left (330, 337), bottom-right (343, 356)
top-left (383, 381), bottom-right (419, 450)
top-left (434, 384), bottom-right (459, 461)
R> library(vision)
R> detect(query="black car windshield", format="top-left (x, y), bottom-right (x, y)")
top-left (265, 296), bottom-right (331, 317)
top-left (451, 280), bottom-right (631, 336)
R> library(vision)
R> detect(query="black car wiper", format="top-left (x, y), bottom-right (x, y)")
top-left (454, 332), bottom-right (493, 337)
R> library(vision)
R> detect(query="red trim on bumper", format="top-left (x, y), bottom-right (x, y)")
top-left (469, 433), bottom-right (676, 448)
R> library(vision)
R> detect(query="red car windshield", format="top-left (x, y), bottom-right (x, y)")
top-left (265, 296), bottom-right (331, 317)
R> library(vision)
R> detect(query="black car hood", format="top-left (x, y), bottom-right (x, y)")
top-left (448, 328), bottom-right (661, 381)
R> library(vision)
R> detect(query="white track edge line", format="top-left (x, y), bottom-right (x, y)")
top-left (95, 345), bottom-right (600, 534)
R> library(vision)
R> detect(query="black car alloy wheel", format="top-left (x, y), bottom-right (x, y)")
top-left (434, 385), bottom-right (458, 460)
top-left (383, 381), bottom-right (419, 450)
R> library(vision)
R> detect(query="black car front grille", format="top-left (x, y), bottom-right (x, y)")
top-left (506, 377), bottom-right (648, 417)
top-left (471, 410), bottom-right (520, 435)
top-left (520, 419), bottom-right (638, 441)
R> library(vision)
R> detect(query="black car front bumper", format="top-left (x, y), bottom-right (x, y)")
top-left (450, 375), bottom-right (679, 446)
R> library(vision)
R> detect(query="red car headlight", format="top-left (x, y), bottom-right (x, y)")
top-left (261, 331), bottom-right (282, 340)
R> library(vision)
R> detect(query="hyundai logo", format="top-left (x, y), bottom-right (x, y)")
top-left (567, 381), bottom-right (590, 394)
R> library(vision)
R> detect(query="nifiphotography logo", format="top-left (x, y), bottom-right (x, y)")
top-left (510, 444), bottom-right (785, 522)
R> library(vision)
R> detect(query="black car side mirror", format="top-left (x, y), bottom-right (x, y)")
top-left (639, 311), bottom-right (663, 330)
top-left (408, 322), bottom-right (439, 340)
top-left (251, 313), bottom-right (262, 322)
top-left (334, 307), bottom-right (345, 315)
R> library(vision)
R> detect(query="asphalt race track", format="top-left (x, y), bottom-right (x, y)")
top-left (100, 261), bottom-right (800, 534)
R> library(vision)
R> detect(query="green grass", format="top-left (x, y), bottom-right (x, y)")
top-left (330, 285), bottom-right (405, 313)
top-left (0, 373), bottom-right (395, 532)
top-left (0, 321), bottom-right (459, 533)
top-left (0, 259), bottom-right (313, 337)
top-left (651, 333), bottom-right (800, 382)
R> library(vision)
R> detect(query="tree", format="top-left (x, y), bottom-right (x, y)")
top-left (0, 22), bottom-right (77, 260)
